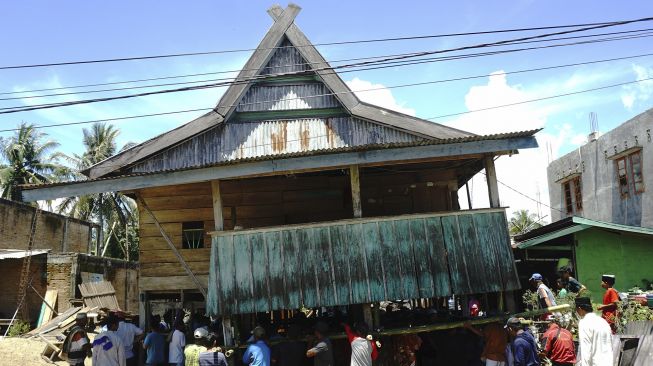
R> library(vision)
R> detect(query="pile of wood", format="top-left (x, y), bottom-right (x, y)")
top-left (78, 281), bottom-right (120, 310)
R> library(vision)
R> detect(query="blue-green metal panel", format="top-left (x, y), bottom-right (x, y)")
top-left (423, 217), bottom-right (451, 297)
top-left (266, 231), bottom-right (285, 311)
top-left (281, 230), bottom-right (301, 309)
top-left (207, 210), bottom-right (519, 316)
top-left (410, 219), bottom-right (435, 298)
top-left (378, 220), bottom-right (406, 300)
top-left (363, 222), bottom-right (386, 301)
top-left (217, 235), bottom-right (236, 314)
top-left (441, 215), bottom-right (473, 294)
top-left (251, 234), bottom-right (270, 312)
top-left (329, 225), bottom-right (352, 305)
top-left (394, 219), bottom-right (420, 299)
top-left (314, 227), bottom-right (336, 306)
top-left (491, 212), bottom-right (521, 290)
top-left (234, 234), bottom-right (254, 313)
top-left (347, 223), bottom-right (370, 304)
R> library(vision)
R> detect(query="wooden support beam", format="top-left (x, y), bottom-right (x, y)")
top-left (350, 165), bottom-right (362, 218)
top-left (210, 180), bottom-right (233, 346)
top-left (484, 155), bottom-right (501, 208)
top-left (211, 181), bottom-right (224, 231)
top-left (362, 303), bottom-right (373, 329)
top-left (137, 196), bottom-right (207, 298)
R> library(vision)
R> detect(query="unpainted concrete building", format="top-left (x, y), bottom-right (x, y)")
top-left (548, 108), bottom-right (652, 227)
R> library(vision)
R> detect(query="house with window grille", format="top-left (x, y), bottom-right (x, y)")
top-left (19, 5), bottom-right (539, 362)
top-left (548, 108), bottom-right (652, 228)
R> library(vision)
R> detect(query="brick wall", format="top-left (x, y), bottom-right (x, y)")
top-left (0, 255), bottom-right (48, 323)
top-left (0, 198), bottom-right (93, 253)
top-left (46, 254), bottom-right (75, 313)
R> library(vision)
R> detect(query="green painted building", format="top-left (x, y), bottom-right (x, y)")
top-left (515, 216), bottom-right (653, 303)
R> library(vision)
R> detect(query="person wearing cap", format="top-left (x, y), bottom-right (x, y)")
top-left (143, 320), bottom-right (166, 366)
top-left (114, 313), bottom-right (144, 366)
top-left (64, 313), bottom-right (91, 366)
top-left (185, 327), bottom-right (209, 366)
top-left (529, 273), bottom-right (556, 310)
top-left (504, 318), bottom-right (539, 366)
top-left (306, 321), bottom-right (334, 366)
top-left (198, 332), bottom-right (228, 366)
top-left (575, 297), bottom-right (613, 366)
top-left (597, 274), bottom-right (619, 333)
top-left (92, 314), bottom-right (126, 366)
top-left (243, 326), bottom-right (271, 366)
top-left (539, 317), bottom-right (576, 366)
top-left (558, 266), bottom-right (586, 294)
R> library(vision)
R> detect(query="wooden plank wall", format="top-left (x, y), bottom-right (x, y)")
top-left (138, 166), bottom-right (459, 291)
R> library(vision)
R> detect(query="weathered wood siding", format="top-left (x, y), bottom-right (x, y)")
top-left (260, 37), bottom-right (310, 75)
top-left (206, 209), bottom-right (519, 316)
top-left (137, 165), bottom-right (459, 291)
top-left (130, 117), bottom-right (422, 174)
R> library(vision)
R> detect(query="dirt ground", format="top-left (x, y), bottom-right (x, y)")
top-left (0, 336), bottom-right (68, 365)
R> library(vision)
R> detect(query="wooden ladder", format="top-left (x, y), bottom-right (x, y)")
top-left (16, 208), bottom-right (41, 321)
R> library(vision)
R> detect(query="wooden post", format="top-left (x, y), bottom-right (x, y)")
top-left (362, 303), bottom-right (373, 330)
top-left (484, 155), bottom-right (500, 208)
top-left (211, 180), bottom-right (234, 346)
top-left (137, 196), bottom-right (207, 298)
top-left (350, 165), bottom-right (362, 218)
top-left (61, 218), bottom-right (68, 252)
top-left (465, 183), bottom-right (472, 210)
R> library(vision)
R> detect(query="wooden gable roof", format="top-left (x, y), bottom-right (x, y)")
top-left (84, 4), bottom-right (472, 179)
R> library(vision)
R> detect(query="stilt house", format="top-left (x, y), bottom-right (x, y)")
top-left (22, 3), bottom-right (538, 355)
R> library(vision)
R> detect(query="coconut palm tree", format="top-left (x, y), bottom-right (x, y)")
top-left (509, 209), bottom-right (544, 236)
top-left (57, 123), bottom-right (137, 259)
top-left (0, 123), bottom-right (65, 201)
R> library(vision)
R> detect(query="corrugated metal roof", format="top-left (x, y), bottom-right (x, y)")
top-left (515, 216), bottom-right (653, 249)
top-left (207, 209), bottom-right (520, 316)
top-left (0, 249), bottom-right (49, 260)
top-left (22, 129), bottom-right (539, 191)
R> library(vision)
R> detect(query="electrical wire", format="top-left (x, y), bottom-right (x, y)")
top-left (1, 18), bottom-right (650, 70)
top-left (3, 26), bottom-right (652, 97)
top-left (0, 74), bottom-right (650, 136)
top-left (3, 29), bottom-right (653, 114)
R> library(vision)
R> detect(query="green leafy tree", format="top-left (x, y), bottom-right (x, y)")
top-left (509, 209), bottom-right (543, 236)
top-left (57, 123), bottom-right (138, 260)
top-left (0, 123), bottom-right (65, 201)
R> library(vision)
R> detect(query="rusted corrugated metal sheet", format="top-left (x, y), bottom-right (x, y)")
top-left (236, 84), bottom-right (340, 111)
top-left (206, 209), bottom-right (520, 316)
top-left (261, 37), bottom-right (310, 75)
top-left (130, 117), bottom-right (422, 173)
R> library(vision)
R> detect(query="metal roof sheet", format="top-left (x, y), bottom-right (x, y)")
top-left (0, 249), bottom-right (49, 260)
top-left (22, 129), bottom-right (539, 191)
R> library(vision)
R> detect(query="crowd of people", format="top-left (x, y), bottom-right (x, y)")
top-left (60, 267), bottom-right (625, 366)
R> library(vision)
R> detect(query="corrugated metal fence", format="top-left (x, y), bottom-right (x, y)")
top-left (207, 209), bottom-right (519, 316)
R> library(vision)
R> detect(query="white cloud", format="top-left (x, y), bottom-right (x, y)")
top-left (621, 64), bottom-right (653, 110)
top-left (345, 77), bottom-right (416, 116)
top-left (570, 133), bottom-right (587, 146)
top-left (447, 71), bottom-right (577, 223)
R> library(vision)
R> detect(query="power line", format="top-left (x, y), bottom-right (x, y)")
top-left (3, 26), bottom-right (652, 97)
top-left (426, 76), bottom-right (653, 120)
top-left (480, 172), bottom-right (565, 214)
top-left (1, 18), bottom-right (649, 70)
top-left (3, 28), bottom-right (653, 114)
top-left (1, 74), bottom-right (651, 136)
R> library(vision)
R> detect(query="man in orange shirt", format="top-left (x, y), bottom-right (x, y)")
top-left (465, 321), bottom-right (507, 366)
top-left (540, 320), bottom-right (576, 366)
top-left (597, 274), bottom-right (620, 333)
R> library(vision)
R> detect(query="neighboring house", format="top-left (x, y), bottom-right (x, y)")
top-left (0, 199), bottom-right (138, 325)
top-left (514, 217), bottom-right (653, 303)
top-left (20, 4), bottom-right (538, 353)
top-left (547, 108), bottom-right (652, 227)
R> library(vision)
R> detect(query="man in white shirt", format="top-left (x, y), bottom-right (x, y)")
top-left (169, 321), bottom-right (187, 366)
top-left (115, 313), bottom-right (144, 366)
top-left (575, 297), bottom-right (614, 366)
top-left (93, 314), bottom-right (126, 366)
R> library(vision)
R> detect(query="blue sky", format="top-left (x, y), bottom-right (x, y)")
top-left (1, 0), bottom-right (652, 217)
